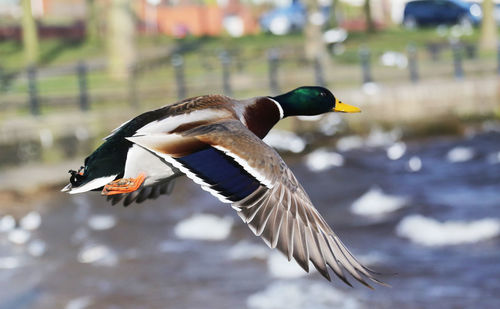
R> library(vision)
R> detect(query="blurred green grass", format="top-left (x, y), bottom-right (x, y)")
top-left (0, 26), bottom-right (495, 117)
top-left (0, 26), bottom-right (485, 71)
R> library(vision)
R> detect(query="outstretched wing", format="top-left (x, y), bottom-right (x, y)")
top-left (128, 120), bottom-right (385, 287)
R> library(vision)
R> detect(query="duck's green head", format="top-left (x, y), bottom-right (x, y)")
top-left (272, 86), bottom-right (360, 117)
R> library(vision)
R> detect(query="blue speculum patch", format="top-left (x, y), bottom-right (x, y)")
top-left (177, 147), bottom-right (260, 202)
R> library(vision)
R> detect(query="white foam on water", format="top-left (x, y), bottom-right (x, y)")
top-left (77, 244), bottom-right (118, 266)
top-left (87, 214), bottom-right (117, 231)
top-left (337, 129), bottom-right (402, 152)
top-left (65, 296), bottom-right (93, 309)
top-left (263, 130), bottom-right (306, 154)
top-left (27, 239), bottom-right (47, 257)
top-left (407, 156), bottom-right (422, 172)
top-left (318, 113), bottom-right (342, 136)
top-left (247, 280), bottom-right (362, 309)
top-left (386, 142), bottom-right (406, 160)
top-left (446, 146), bottom-right (475, 163)
top-left (396, 215), bottom-right (500, 246)
top-left (20, 211), bottom-right (41, 231)
top-left (351, 187), bottom-right (408, 216)
top-left (227, 241), bottom-right (269, 261)
top-left (8, 229), bottom-right (31, 245)
top-left (0, 256), bottom-right (24, 269)
top-left (0, 215), bottom-right (16, 232)
top-left (267, 252), bottom-right (313, 279)
top-left (174, 214), bottom-right (233, 241)
top-left (365, 128), bottom-right (401, 148)
top-left (336, 135), bottom-right (364, 152)
top-left (305, 148), bottom-right (344, 172)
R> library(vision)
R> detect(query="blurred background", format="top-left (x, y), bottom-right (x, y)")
top-left (0, 0), bottom-right (500, 308)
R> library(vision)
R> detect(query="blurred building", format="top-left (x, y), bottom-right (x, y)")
top-left (0, 0), bottom-right (85, 19)
top-left (1, 0), bottom-right (496, 38)
top-left (139, 0), bottom-right (259, 37)
top-left (0, 0), bottom-right (22, 18)
top-left (41, 0), bottom-right (86, 19)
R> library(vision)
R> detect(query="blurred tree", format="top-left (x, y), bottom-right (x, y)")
top-left (327, 0), bottom-right (339, 28)
top-left (107, 0), bottom-right (136, 80)
top-left (21, 0), bottom-right (39, 65)
top-left (304, 0), bottom-right (331, 70)
top-left (479, 0), bottom-right (497, 52)
top-left (381, 0), bottom-right (393, 27)
top-left (364, 0), bottom-right (376, 33)
top-left (86, 0), bottom-right (103, 46)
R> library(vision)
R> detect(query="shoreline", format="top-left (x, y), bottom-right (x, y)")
top-left (2, 120), bottom-right (498, 207)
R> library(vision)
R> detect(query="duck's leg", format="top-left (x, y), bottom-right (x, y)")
top-left (102, 173), bottom-right (146, 195)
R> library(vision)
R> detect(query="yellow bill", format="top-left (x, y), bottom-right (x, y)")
top-left (333, 98), bottom-right (361, 113)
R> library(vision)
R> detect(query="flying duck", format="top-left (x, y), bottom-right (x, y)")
top-left (62, 86), bottom-right (385, 287)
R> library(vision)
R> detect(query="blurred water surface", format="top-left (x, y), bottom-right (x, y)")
top-left (0, 129), bottom-right (499, 309)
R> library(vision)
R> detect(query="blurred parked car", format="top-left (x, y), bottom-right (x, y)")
top-left (259, 1), bottom-right (306, 35)
top-left (402, 0), bottom-right (482, 28)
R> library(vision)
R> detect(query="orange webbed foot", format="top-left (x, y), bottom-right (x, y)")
top-left (102, 173), bottom-right (146, 195)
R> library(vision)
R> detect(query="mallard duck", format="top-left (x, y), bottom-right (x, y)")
top-left (62, 86), bottom-right (385, 287)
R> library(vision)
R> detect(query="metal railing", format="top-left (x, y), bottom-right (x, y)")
top-left (0, 42), bottom-right (499, 116)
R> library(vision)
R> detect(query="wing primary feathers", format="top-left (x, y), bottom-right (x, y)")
top-left (287, 211), bottom-right (295, 261)
top-left (306, 227), bottom-right (331, 281)
top-left (292, 219), bottom-right (310, 272)
top-left (319, 234), bottom-right (353, 287)
top-left (334, 236), bottom-right (381, 276)
top-left (330, 236), bottom-right (373, 289)
top-left (333, 236), bottom-right (390, 287)
top-left (334, 236), bottom-right (375, 279)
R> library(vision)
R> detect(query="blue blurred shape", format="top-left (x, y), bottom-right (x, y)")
top-left (402, 0), bottom-right (482, 29)
top-left (260, 1), bottom-right (306, 35)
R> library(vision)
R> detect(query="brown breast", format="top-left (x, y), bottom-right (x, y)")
top-left (243, 97), bottom-right (281, 139)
